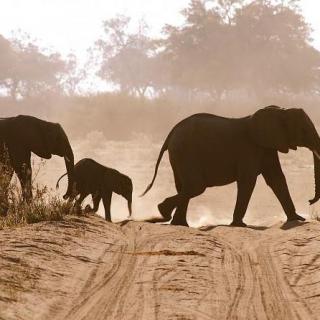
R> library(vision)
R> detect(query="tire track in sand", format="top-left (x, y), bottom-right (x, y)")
top-left (61, 222), bottom-right (138, 320)
top-left (217, 227), bottom-right (314, 320)
top-left (23, 218), bottom-right (320, 320)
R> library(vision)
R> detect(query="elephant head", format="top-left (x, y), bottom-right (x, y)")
top-left (12, 115), bottom-right (75, 199)
top-left (249, 106), bottom-right (320, 204)
top-left (112, 174), bottom-right (133, 216)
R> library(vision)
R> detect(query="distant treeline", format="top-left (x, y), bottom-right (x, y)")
top-left (1, 92), bottom-right (320, 141)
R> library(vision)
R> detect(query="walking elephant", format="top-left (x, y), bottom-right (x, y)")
top-left (0, 115), bottom-right (74, 215)
top-left (56, 158), bottom-right (133, 221)
top-left (141, 106), bottom-right (320, 227)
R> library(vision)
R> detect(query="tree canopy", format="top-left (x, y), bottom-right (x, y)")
top-left (0, 33), bottom-right (84, 99)
top-left (91, 0), bottom-right (320, 99)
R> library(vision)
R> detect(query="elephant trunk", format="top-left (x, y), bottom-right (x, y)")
top-left (63, 146), bottom-right (74, 200)
top-left (127, 198), bottom-right (132, 216)
top-left (309, 150), bottom-right (320, 205)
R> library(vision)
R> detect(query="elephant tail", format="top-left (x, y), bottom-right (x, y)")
top-left (140, 134), bottom-right (170, 197)
top-left (56, 173), bottom-right (67, 189)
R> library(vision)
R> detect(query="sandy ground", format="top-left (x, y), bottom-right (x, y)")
top-left (1, 214), bottom-right (320, 320)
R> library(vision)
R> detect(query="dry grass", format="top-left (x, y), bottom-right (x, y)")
top-left (0, 162), bottom-right (72, 229)
top-left (309, 205), bottom-right (320, 222)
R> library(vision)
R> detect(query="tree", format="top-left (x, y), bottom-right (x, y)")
top-left (233, 0), bottom-right (320, 94)
top-left (0, 35), bottom-right (17, 97)
top-left (59, 53), bottom-right (87, 96)
top-left (157, 0), bottom-right (320, 99)
top-left (157, 0), bottom-right (236, 99)
top-left (94, 15), bottom-right (156, 97)
top-left (0, 32), bottom-right (67, 100)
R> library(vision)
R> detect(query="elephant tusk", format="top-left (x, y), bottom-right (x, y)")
top-left (313, 150), bottom-right (320, 161)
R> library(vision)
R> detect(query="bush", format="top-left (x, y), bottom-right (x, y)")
top-left (309, 205), bottom-right (320, 222)
top-left (0, 163), bottom-right (73, 229)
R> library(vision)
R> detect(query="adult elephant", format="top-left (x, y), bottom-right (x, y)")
top-left (141, 106), bottom-right (320, 227)
top-left (0, 115), bottom-right (74, 215)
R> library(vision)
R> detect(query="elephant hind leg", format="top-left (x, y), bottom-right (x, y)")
top-left (156, 168), bottom-right (183, 221)
top-left (154, 169), bottom-right (182, 222)
top-left (169, 184), bottom-right (206, 227)
top-left (170, 197), bottom-right (189, 226)
top-left (158, 195), bottom-right (179, 221)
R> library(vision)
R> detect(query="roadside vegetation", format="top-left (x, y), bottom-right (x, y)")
top-left (0, 163), bottom-right (72, 229)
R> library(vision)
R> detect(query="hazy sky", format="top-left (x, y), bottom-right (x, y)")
top-left (0, 0), bottom-right (319, 60)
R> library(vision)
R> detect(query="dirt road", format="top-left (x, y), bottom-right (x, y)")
top-left (1, 215), bottom-right (320, 320)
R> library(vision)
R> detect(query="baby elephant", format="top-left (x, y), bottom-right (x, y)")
top-left (56, 158), bottom-right (133, 221)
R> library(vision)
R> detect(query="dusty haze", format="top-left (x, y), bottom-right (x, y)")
top-left (2, 99), bottom-right (320, 227)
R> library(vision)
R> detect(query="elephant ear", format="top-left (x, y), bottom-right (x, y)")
top-left (283, 108), bottom-right (308, 149)
top-left (42, 122), bottom-right (61, 155)
top-left (10, 115), bottom-right (51, 159)
top-left (28, 119), bottom-right (53, 159)
top-left (249, 106), bottom-right (290, 153)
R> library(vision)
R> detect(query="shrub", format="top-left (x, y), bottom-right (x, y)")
top-left (309, 205), bottom-right (320, 222)
top-left (0, 162), bottom-right (73, 229)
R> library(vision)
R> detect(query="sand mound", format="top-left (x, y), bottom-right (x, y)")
top-left (1, 215), bottom-right (320, 319)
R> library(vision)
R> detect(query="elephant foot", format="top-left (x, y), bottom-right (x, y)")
top-left (84, 205), bottom-right (94, 214)
top-left (83, 204), bottom-right (96, 214)
top-left (170, 219), bottom-right (189, 227)
top-left (170, 214), bottom-right (189, 227)
top-left (287, 213), bottom-right (305, 222)
top-left (157, 202), bottom-right (173, 222)
top-left (230, 220), bottom-right (247, 227)
top-left (145, 217), bottom-right (170, 223)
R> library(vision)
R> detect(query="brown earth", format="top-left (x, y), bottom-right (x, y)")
top-left (1, 214), bottom-right (320, 320)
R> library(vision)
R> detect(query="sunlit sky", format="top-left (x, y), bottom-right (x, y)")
top-left (0, 0), bottom-right (319, 60)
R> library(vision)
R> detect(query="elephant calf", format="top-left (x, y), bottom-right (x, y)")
top-left (56, 158), bottom-right (132, 221)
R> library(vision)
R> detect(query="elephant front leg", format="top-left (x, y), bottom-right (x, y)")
top-left (73, 192), bottom-right (87, 215)
top-left (262, 155), bottom-right (305, 222)
top-left (231, 175), bottom-right (257, 227)
top-left (85, 191), bottom-right (102, 213)
top-left (102, 192), bottom-right (112, 222)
